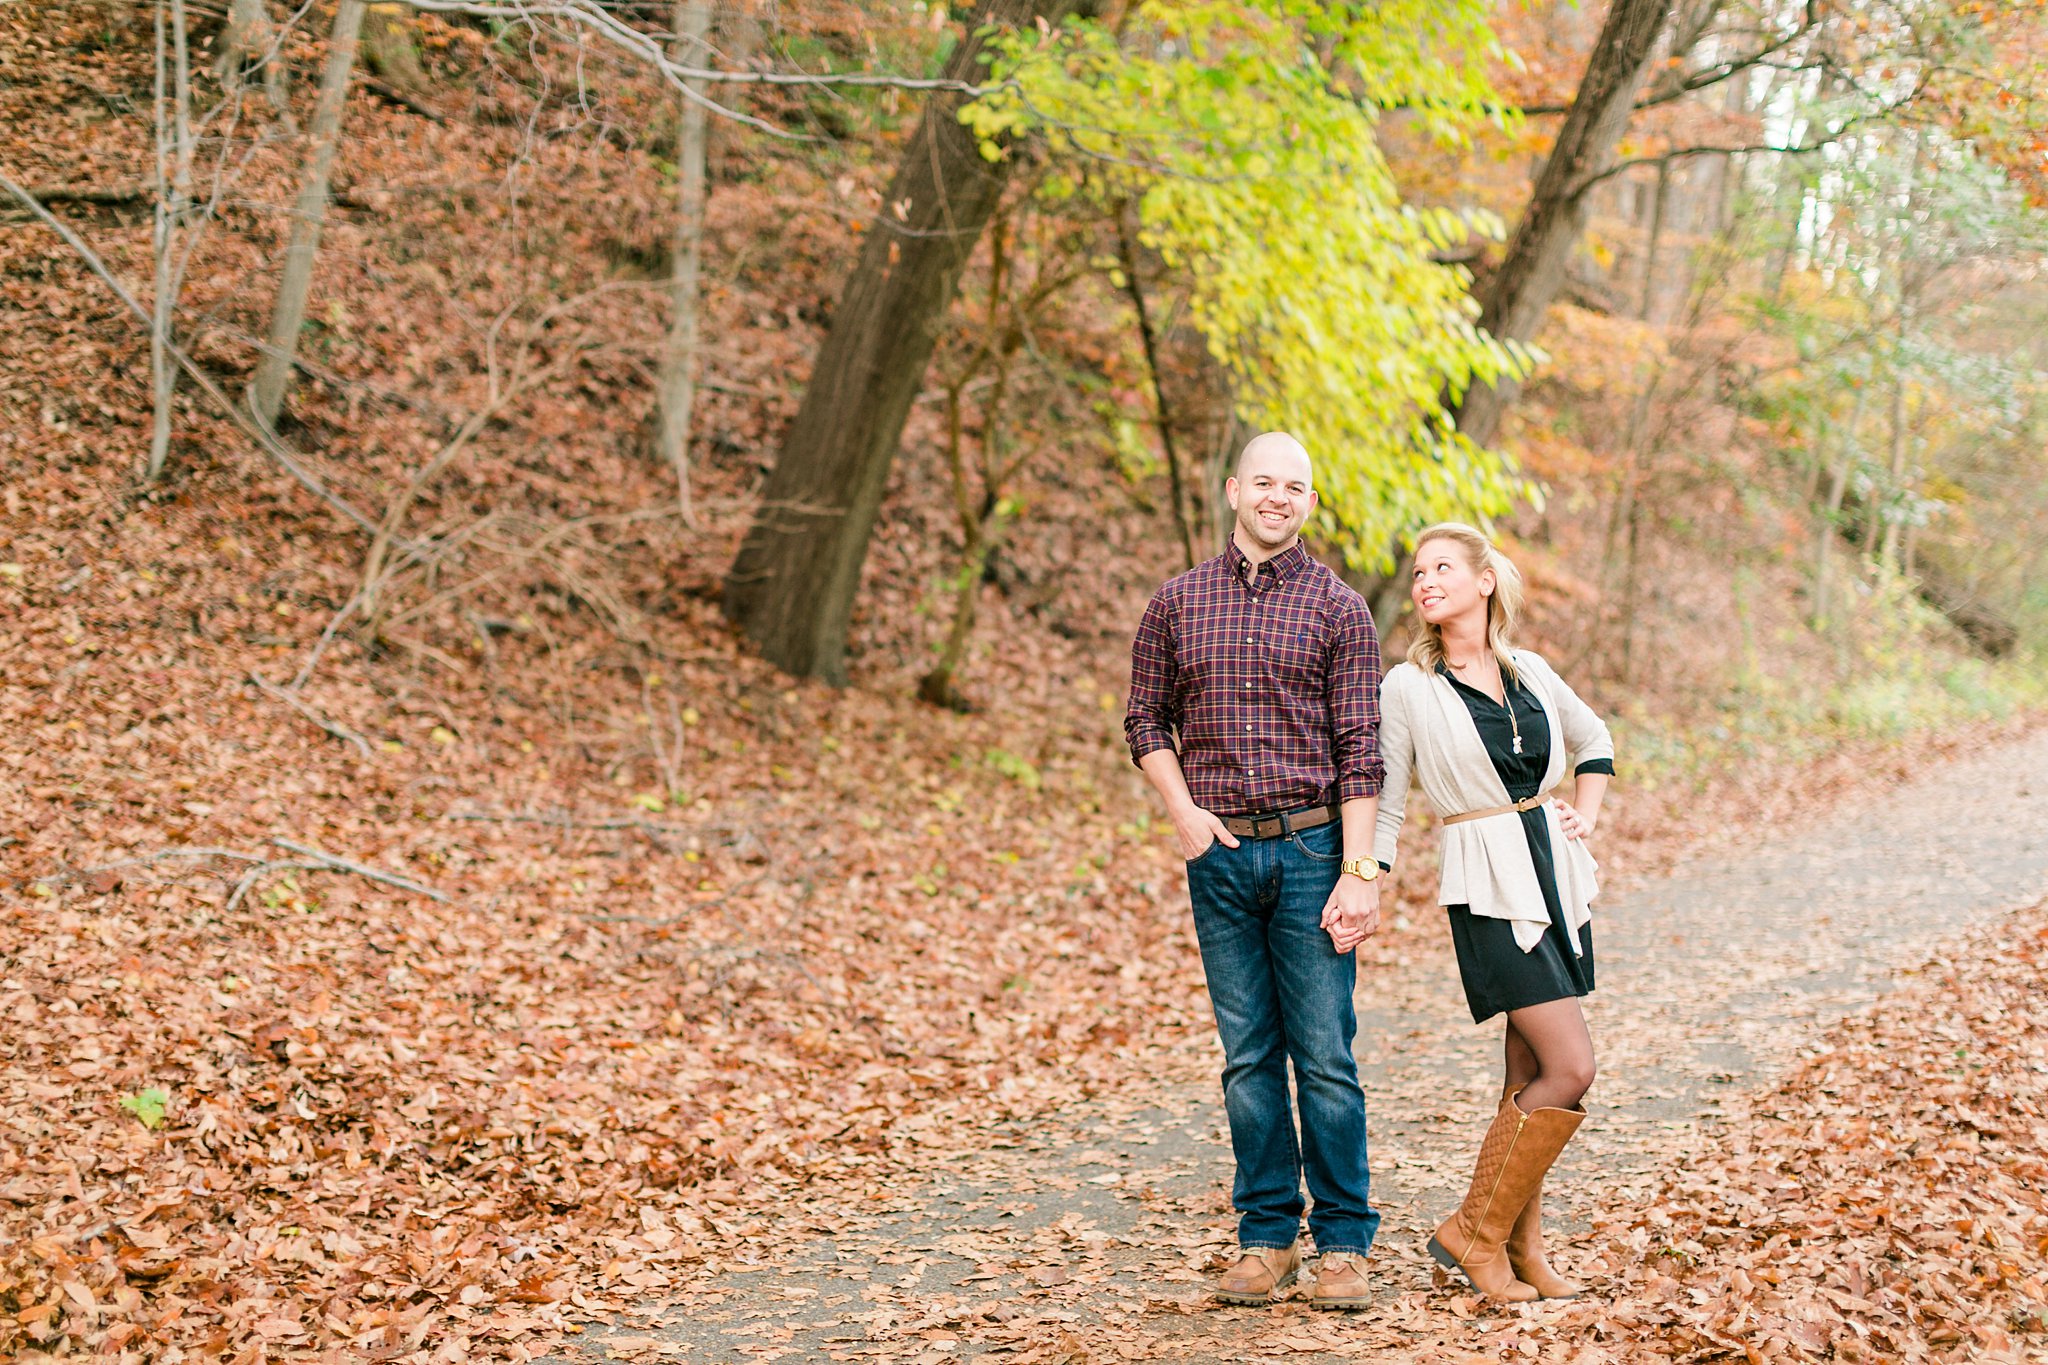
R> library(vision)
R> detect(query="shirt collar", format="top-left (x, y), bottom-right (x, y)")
top-left (1227, 538), bottom-right (1311, 585)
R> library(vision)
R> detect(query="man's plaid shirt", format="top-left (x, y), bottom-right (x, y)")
top-left (1124, 539), bottom-right (1384, 817)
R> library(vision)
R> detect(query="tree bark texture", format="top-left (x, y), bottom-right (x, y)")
top-left (149, 0), bottom-right (196, 483)
top-left (219, 0), bottom-right (290, 115)
top-left (218, 0), bottom-right (264, 72)
top-left (1879, 375), bottom-right (1908, 567)
top-left (362, 2), bottom-right (427, 94)
top-left (1811, 381), bottom-right (1865, 630)
top-left (1453, 0), bottom-right (1672, 447)
top-left (1115, 205), bottom-right (1194, 571)
top-left (250, 0), bottom-right (367, 430)
top-left (1637, 159), bottom-right (1669, 320)
top-left (656, 0), bottom-right (713, 523)
top-left (723, 0), bottom-right (1082, 683)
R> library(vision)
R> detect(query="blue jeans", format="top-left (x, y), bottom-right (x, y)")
top-left (1185, 818), bottom-right (1379, 1257)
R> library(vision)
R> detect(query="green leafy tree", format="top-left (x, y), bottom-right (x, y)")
top-left (966, 0), bottom-right (1536, 570)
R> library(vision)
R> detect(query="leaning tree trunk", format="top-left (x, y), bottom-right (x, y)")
top-left (250, 0), bottom-right (366, 430)
top-left (1452, 0), bottom-right (1672, 447)
top-left (722, 0), bottom-right (1082, 683)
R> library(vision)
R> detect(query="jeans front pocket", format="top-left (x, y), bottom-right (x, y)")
top-left (1288, 819), bottom-right (1341, 862)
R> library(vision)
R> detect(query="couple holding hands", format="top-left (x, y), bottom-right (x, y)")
top-left (1124, 432), bottom-right (1614, 1311)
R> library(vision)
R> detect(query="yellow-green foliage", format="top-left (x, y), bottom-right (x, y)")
top-left (1616, 574), bottom-right (2048, 794)
top-left (966, 0), bottom-right (1536, 570)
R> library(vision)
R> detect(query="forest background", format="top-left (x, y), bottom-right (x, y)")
top-left (2, 0), bottom-right (2047, 1360)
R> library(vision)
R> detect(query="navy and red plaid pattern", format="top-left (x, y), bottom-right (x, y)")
top-left (1125, 540), bottom-right (1384, 816)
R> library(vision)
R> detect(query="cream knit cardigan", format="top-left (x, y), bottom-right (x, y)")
top-left (1373, 650), bottom-right (1615, 954)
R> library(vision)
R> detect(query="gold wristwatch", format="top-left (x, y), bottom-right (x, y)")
top-left (1340, 858), bottom-right (1380, 882)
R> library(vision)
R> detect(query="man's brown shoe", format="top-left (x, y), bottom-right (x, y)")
top-left (1309, 1253), bottom-right (1372, 1311)
top-left (1213, 1243), bottom-right (1299, 1305)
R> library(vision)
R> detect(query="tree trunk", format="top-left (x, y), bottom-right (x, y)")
top-left (249, 0), bottom-right (366, 431)
top-left (1452, 0), bottom-right (1672, 447)
top-left (655, 0), bottom-right (713, 523)
top-left (218, 0), bottom-right (263, 71)
top-left (362, 2), bottom-right (427, 94)
top-left (148, 0), bottom-right (196, 483)
top-left (1812, 456), bottom-right (1851, 628)
top-left (1813, 380), bottom-right (1868, 630)
top-left (1341, 562), bottom-right (1410, 643)
top-left (920, 518), bottom-right (1008, 710)
top-left (1115, 204), bottom-right (1195, 571)
top-left (1637, 159), bottom-right (1669, 320)
top-left (1879, 374), bottom-right (1908, 568)
top-left (722, 0), bottom-right (1081, 682)
top-left (218, 0), bottom-right (288, 112)
top-left (1203, 412), bottom-right (1246, 553)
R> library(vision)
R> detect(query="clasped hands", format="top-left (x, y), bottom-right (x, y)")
top-left (1170, 804), bottom-right (1379, 956)
top-left (1321, 872), bottom-right (1378, 956)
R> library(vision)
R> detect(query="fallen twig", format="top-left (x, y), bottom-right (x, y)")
top-left (80, 848), bottom-right (270, 873)
top-left (441, 807), bottom-right (750, 853)
top-left (271, 838), bottom-right (451, 902)
top-left (4, 183), bottom-right (146, 209)
top-left (357, 76), bottom-right (446, 123)
top-left (225, 860), bottom-right (319, 912)
top-left (60, 845), bottom-right (449, 907)
top-left (444, 808), bottom-right (702, 836)
top-left (247, 672), bottom-right (373, 756)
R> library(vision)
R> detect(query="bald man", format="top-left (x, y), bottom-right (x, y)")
top-left (1125, 432), bottom-right (1385, 1310)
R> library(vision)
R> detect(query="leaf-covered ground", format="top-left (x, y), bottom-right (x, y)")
top-left (6, 6), bottom-right (2044, 1363)
top-left (529, 733), bottom-right (2048, 1365)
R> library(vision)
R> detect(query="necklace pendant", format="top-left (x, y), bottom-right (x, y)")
top-left (1512, 734), bottom-right (1523, 754)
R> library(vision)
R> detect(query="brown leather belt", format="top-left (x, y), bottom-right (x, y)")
top-left (1440, 793), bottom-right (1548, 825)
top-left (1219, 803), bottom-right (1342, 840)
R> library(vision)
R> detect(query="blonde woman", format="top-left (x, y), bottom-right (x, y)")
top-left (1371, 523), bottom-right (1613, 1304)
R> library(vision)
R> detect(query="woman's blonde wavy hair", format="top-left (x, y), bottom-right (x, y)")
top-left (1405, 522), bottom-right (1525, 681)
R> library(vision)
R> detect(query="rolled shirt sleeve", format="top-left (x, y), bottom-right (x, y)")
top-left (1327, 589), bottom-right (1384, 800)
top-left (1124, 587), bottom-right (1180, 765)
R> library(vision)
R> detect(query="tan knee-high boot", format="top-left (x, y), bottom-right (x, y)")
top-left (1428, 1091), bottom-right (1584, 1302)
top-left (1506, 1185), bottom-right (1579, 1298)
top-left (1498, 1087), bottom-right (1582, 1299)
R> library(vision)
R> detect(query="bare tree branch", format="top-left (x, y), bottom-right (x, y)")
top-left (1571, 101), bottom-right (1900, 193)
top-left (0, 170), bottom-right (393, 540)
top-left (399, 0), bottom-right (1001, 91)
top-left (1520, 1), bottom-right (1830, 116)
top-left (394, 0), bottom-right (1010, 141)
top-left (271, 838), bottom-right (451, 901)
top-left (246, 672), bottom-right (374, 755)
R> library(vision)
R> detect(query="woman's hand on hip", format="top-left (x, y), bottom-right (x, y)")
top-left (1552, 799), bottom-right (1595, 841)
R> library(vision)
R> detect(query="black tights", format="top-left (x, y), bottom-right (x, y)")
top-left (1502, 997), bottom-right (1595, 1113)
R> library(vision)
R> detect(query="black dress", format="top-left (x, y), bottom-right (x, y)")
top-left (1440, 665), bottom-right (1615, 1024)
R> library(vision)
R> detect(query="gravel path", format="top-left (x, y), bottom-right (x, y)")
top-left (552, 728), bottom-right (2048, 1363)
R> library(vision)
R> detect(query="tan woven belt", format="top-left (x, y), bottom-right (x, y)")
top-left (1440, 793), bottom-right (1549, 826)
